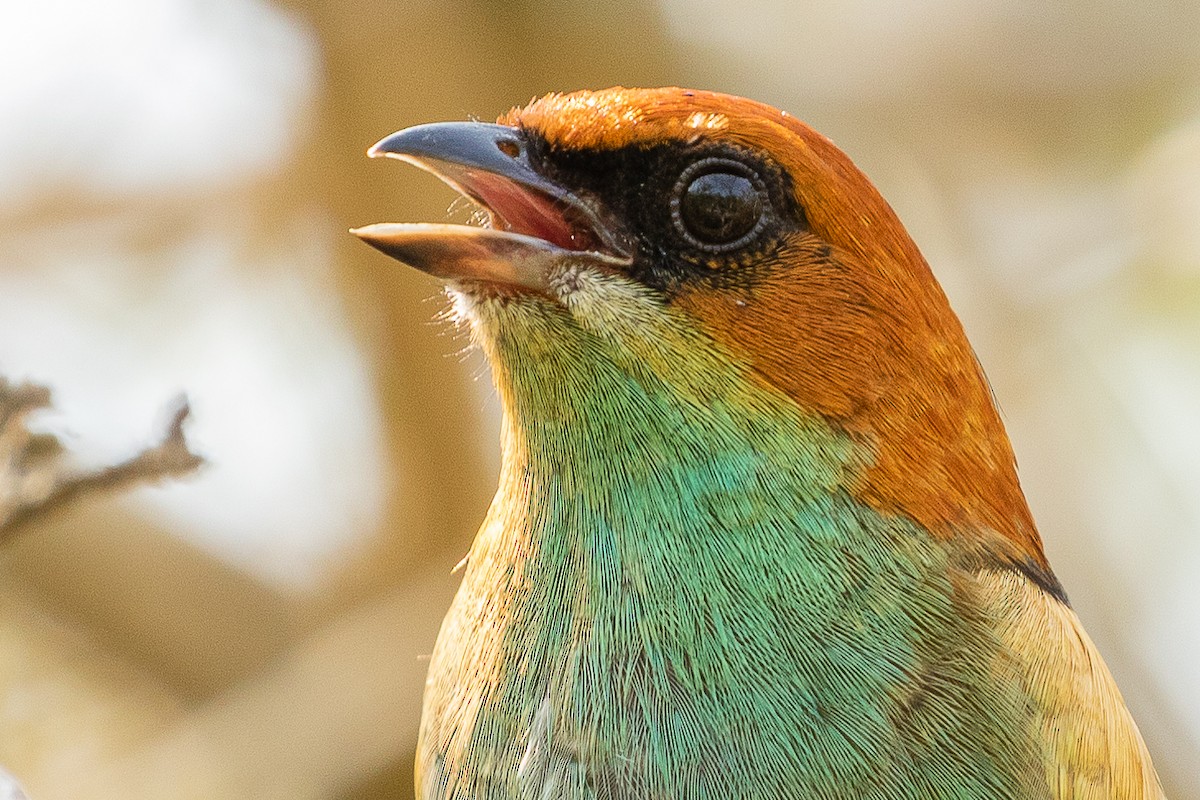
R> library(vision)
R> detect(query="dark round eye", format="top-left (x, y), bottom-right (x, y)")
top-left (671, 158), bottom-right (767, 251)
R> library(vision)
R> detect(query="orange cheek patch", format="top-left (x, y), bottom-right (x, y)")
top-left (674, 240), bottom-right (1046, 570)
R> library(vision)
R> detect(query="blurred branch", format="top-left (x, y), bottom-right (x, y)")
top-left (0, 378), bottom-right (203, 543)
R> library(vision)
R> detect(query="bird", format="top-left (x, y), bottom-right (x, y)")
top-left (353, 87), bottom-right (1166, 800)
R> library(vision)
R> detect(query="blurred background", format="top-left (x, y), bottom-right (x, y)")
top-left (0, 0), bottom-right (1197, 797)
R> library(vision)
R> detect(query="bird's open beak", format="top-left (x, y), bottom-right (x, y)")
top-left (352, 122), bottom-right (631, 292)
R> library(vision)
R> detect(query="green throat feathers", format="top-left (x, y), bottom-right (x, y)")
top-left (417, 278), bottom-right (1050, 799)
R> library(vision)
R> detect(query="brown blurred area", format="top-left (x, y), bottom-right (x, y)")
top-left (1, 0), bottom-right (1198, 797)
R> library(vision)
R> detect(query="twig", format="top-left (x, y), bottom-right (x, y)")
top-left (0, 380), bottom-right (203, 543)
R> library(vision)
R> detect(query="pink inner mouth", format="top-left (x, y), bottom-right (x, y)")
top-left (463, 170), bottom-right (604, 253)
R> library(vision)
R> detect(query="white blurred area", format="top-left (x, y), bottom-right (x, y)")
top-left (0, 0), bottom-right (1197, 796)
top-left (0, 0), bottom-right (387, 587)
top-left (0, 767), bottom-right (28, 800)
top-left (0, 0), bottom-right (311, 201)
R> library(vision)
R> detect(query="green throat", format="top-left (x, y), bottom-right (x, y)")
top-left (419, 283), bottom-right (1045, 799)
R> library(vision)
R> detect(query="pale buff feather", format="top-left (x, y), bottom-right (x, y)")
top-left (977, 569), bottom-right (1166, 799)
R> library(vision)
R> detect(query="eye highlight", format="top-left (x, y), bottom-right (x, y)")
top-left (670, 158), bottom-right (767, 252)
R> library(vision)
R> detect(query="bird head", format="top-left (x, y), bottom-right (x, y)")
top-left (354, 87), bottom-right (1046, 569)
